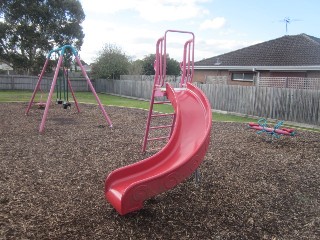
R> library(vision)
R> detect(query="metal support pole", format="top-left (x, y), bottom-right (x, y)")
top-left (74, 56), bottom-right (113, 127)
top-left (142, 88), bottom-right (156, 153)
top-left (39, 55), bottom-right (63, 132)
top-left (195, 168), bottom-right (201, 185)
top-left (67, 75), bottom-right (80, 113)
top-left (25, 59), bottom-right (49, 115)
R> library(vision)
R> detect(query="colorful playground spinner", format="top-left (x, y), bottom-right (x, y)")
top-left (249, 118), bottom-right (296, 139)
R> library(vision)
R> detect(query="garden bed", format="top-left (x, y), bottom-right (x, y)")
top-left (0, 102), bottom-right (319, 239)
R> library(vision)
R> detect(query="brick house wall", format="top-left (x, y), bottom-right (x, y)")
top-left (193, 69), bottom-right (229, 83)
top-left (194, 69), bottom-right (320, 86)
top-left (194, 69), bottom-right (255, 86)
top-left (269, 72), bottom-right (306, 77)
top-left (305, 71), bottom-right (320, 78)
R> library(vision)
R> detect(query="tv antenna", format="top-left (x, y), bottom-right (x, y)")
top-left (280, 17), bottom-right (302, 34)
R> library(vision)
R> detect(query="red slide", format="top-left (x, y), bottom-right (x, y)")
top-left (105, 82), bottom-right (212, 215)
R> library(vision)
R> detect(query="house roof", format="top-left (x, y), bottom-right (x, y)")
top-left (194, 34), bottom-right (320, 70)
top-left (0, 60), bottom-right (13, 71)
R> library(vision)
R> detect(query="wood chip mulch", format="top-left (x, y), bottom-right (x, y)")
top-left (0, 102), bottom-right (319, 240)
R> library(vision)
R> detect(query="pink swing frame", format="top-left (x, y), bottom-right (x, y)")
top-left (26, 45), bottom-right (112, 132)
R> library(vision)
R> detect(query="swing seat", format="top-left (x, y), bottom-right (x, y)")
top-left (36, 102), bottom-right (46, 109)
top-left (57, 99), bottom-right (63, 104)
top-left (63, 101), bottom-right (71, 109)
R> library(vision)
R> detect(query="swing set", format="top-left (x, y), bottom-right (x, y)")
top-left (26, 45), bottom-right (112, 132)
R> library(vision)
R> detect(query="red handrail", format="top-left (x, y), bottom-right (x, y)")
top-left (163, 30), bottom-right (195, 86)
top-left (142, 30), bottom-right (195, 152)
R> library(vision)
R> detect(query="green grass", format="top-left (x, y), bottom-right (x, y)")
top-left (212, 112), bottom-right (256, 123)
top-left (0, 90), bottom-right (38, 102)
top-left (0, 90), bottom-right (318, 132)
top-left (0, 90), bottom-right (254, 123)
top-left (75, 92), bottom-right (174, 113)
top-left (0, 90), bottom-right (173, 113)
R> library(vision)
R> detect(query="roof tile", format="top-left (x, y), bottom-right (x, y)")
top-left (195, 34), bottom-right (320, 66)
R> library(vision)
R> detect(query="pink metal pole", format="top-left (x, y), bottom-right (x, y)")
top-left (159, 38), bottom-right (164, 86)
top-left (142, 30), bottom-right (195, 152)
top-left (142, 87), bottom-right (156, 152)
top-left (39, 56), bottom-right (63, 132)
top-left (181, 39), bottom-right (194, 87)
top-left (74, 56), bottom-right (112, 127)
top-left (187, 41), bottom-right (192, 83)
top-left (163, 30), bottom-right (195, 86)
top-left (190, 37), bottom-right (195, 83)
top-left (142, 37), bottom-right (165, 152)
top-left (65, 70), bottom-right (80, 113)
top-left (25, 59), bottom-right (49, 115)
top-left (155, 37), bottom-right (164, 86)
top-left (180, 41), bottom-right (187, 87)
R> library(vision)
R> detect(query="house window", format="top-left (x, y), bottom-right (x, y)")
top-left (232, 72), bottom-right (254, 82)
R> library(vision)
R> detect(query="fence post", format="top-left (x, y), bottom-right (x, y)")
top-left (10, 75), bottom-right (14, 90)
top-left (255, 72), bottom-right (260, 87)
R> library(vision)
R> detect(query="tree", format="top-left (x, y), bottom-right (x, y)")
top-left (166, 57), bottom-right (181, 76)
top-left (91, 43), bottom-right (130, 79)
top-left (141, 54), bottom-right (156, 75)
top-left (0, 0), bottom-right (85, 74)
top-left (141, 54), bottom-right (180, 75)
top-left (128, 59), bottom-right (143, 75)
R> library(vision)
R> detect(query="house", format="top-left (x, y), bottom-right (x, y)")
top-left (0, 60), bottom-right (13, 75)
top-left (194, 34), bottom-right (320, 87)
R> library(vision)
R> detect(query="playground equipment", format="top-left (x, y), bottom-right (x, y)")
top-left (25, 45), bottom-right (112, 132)
top-left (105, 30), bottom-right (212, 215)
top-left (249, 118), bottom-right (296, 139)
top-left (55, 68), bottom-right (72, 109)
top-left (142, 30), bottom-right (195, 153)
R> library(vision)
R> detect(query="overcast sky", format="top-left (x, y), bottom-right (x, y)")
top-left (78, 0), bottom-right (320, 64)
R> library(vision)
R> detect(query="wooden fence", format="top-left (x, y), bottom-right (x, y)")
top-left (195, 84), bottom-right (320, 126)
top-left (0, 75), bottom-right (319, 126)
top-left (0, 75), bottom-right (91, 91)
top-left (95, 79), bottom-right (179, 100)
top-left (94, 79), bottom-right (320, 126)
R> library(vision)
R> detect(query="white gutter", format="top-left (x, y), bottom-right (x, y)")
top-left (194, 65), bottom-right (320, 71)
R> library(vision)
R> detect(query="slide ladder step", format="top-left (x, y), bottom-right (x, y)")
top-left (147, 136), bottom-right (170, 141)
top-left (150, 125), bottom-right (173, 129)
top-left (151, 113), bottom-right (174, 117)
top-left (154, 101), bottom-right (171, 104)
top-left (143, 84), bottom-right (178, 152)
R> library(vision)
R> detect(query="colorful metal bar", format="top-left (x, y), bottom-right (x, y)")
top-left (25, 58), bottom-right (49, 115)
top-left (163, 30), bottom-right (195, 86)
top-left (27, 45), bottom-right (112, 132)
top-left (147, 136), bottom-right (170, 141)
top-left (66, 74), bottom-right (80, 113)
top-left (150, 125), bottom-right (173, 129)
top-left (151, 113), bottom-right (175, 117)
top-left (74, 56), bottom-right (112, 127)
top-left (154, 101), bottom-right (171, 104)
top-left (39, 55), bottom-right (64, 132)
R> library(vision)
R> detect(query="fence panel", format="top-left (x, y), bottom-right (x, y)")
top-left (1, 75), bottom-right (319, 125)
top-left (259, 77), bottom-right (320, 90)
top-left (100, 80), bottom-right (320, 126)
top-left (0, 75), bottom-right (90, 91)
top-left (196, 83), bottom-right (319, 125)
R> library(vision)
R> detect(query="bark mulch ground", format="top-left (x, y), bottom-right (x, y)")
top-left (0, 102), bottom-right (319, 240)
